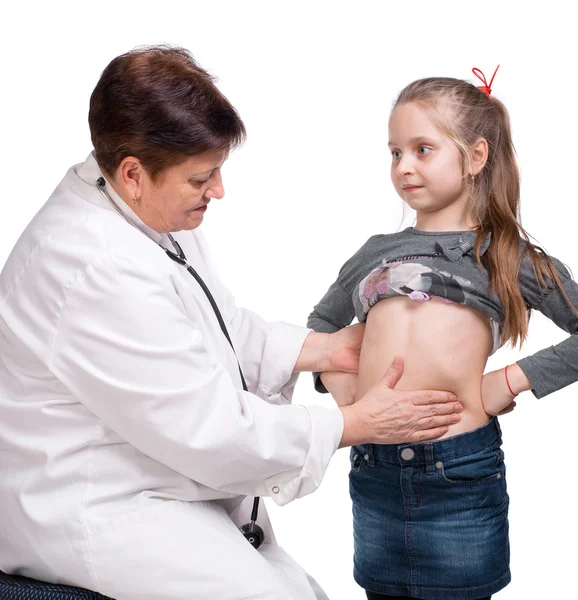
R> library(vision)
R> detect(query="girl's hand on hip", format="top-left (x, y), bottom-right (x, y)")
top-left (481, 368), bottom-right (518, 416)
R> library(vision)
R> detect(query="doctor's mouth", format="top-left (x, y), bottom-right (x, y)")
top-left (190, 200), bottom-right (210, 212)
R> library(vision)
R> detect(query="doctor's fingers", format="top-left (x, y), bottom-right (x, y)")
top-left (401, 413), bottom-right (463, 444)
top-left (408, 389), bottom-right (461, 407)
top-left (414, 400), bottom-right (464, 418)
top-left (406, 425), bottom-right (452, 443)
top-left (415, 412), bottom-right (462, 432)
top-left (366, 407), bottom-right (461, 445)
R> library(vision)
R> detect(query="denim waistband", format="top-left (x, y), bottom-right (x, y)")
top-left (363, 417), bottom-right (502, 466)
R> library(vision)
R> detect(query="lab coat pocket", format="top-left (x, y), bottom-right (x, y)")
top-left (83, 499), bottom-right (179, 537)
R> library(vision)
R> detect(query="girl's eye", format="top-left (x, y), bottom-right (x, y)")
top-left (418, 147), bottom-right (431, 155)
top-left (391, 150), bottom-right (402, 160)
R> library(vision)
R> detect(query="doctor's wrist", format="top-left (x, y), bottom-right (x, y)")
top-left (294, 332), bottom-right (332, 373)
top-left (338, 404), bottom-right (368, 448)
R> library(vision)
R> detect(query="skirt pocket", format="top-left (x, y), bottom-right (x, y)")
top-left (437, 443), bottom-right (505, 487)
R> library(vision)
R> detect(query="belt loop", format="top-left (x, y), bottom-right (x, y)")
top-left (493, 416), bottom-right (502, 441)
top-left (424, 443), bottom-right (435, 474)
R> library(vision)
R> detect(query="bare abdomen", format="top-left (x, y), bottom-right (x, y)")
top-left (355, 296), bottom-right (493, 438)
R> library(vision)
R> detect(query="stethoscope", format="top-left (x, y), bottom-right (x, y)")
top-left (96, 176), bottom-right (264, 550)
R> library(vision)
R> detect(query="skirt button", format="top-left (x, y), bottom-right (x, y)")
top-left (401, 448), bottom-right (415, 461)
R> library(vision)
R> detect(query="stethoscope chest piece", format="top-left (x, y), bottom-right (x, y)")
top-left (240, 522), bottom-right (265, 550)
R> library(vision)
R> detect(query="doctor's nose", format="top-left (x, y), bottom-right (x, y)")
top-left (207, 170), bottom-right (225, 200)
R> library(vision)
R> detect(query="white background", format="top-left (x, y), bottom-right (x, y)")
top-left (1, 1), bottom-right (576, 598)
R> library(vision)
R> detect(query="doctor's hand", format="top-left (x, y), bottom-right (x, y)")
top-left (295, 324), bottom-right (365, 374)
top-left (325, 323), bottom-right (365, 373)
top-left (338, 356), bottom-right (463, 448)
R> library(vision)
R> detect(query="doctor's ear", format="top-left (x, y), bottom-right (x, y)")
top-left (116, 157), bottom-right (149, 202)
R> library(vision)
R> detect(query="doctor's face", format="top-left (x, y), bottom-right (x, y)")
top-left (132, 150), bottom-right (227, 233)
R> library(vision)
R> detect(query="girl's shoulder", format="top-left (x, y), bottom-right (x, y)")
top-left (358, 230), bottom-right (410, 252)
top-left (517, 239), bottom-right (575, 308)
top-left (340, 231), bottom-right (403, 267)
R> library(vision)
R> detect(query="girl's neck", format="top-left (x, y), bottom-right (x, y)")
top-left (414, 206), bottom-right (476, 232)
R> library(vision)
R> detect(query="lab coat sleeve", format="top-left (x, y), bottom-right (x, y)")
top-left (219, 291), bottom-right (310, 405)
top-left (48, 251), bottom-right (343, 505)
top-left (188, 231), bottom-right (311, 405)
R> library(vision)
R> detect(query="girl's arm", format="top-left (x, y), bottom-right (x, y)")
top-left (307, 238), bottom-right (379, 395)
top-left (516, 254), bottom-right (578, 398)
top-left (307, 275), bottom-right (357, 392)
top-left (483, 253), bottom-right (577, 416)
top-left (307, 277), bottom-right (357, 396)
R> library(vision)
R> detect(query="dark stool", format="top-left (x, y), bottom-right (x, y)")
top-left (0, 571), bottom-right (114, 599)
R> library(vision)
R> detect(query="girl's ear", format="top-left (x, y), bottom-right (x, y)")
top-left (470, 137), bottom-right (489, 176)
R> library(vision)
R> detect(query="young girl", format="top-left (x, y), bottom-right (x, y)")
top-left (307, 68), bottom-right (578, 600)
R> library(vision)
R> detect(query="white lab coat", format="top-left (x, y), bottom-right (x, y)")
top-left (0, 153), bottom-right (344, 599)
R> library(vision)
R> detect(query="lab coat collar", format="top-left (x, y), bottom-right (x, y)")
top-left (75, 152), bottom-right (165, 246)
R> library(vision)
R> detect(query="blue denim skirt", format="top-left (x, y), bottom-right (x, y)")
top-left (349, 417), bottom-right (510, 600)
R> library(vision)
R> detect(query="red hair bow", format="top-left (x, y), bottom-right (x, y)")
top-left (472, 65), bottom-right (500, 97)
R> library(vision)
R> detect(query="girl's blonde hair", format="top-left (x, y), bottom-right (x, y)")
top-left (394, 77), bottom-right (572, 348)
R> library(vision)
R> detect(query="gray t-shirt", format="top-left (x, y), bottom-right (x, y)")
top-left (307, 227), bottom-right (578, 399)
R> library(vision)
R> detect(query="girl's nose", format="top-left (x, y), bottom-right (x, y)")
top-left (396, 155), bottom-right (415, 177)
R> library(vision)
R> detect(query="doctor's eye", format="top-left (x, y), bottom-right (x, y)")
top-left (190, 178), bottom-right (210, 187)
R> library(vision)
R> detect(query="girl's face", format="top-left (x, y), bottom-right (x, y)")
top-left (388, 102), bottom-right (469, 219)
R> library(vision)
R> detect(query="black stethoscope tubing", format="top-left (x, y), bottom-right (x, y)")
top-left (96, 177), bottom-right (263, 547)
top-left (163, 237), bottom-right (248, 392)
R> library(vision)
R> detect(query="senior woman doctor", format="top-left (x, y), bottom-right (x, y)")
top-left (0, 46), bottom-right (463, 600)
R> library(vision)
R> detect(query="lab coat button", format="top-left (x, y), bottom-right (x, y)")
top-left (272, 486), bottom-right (280, 494)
